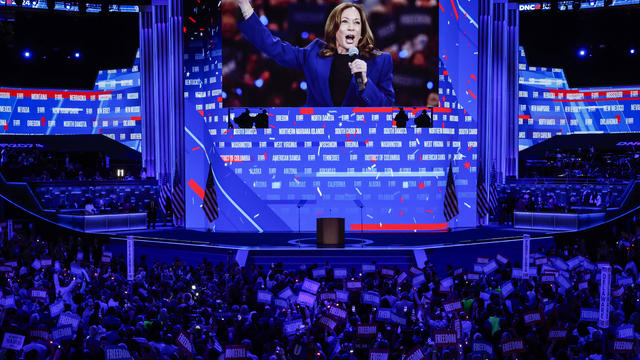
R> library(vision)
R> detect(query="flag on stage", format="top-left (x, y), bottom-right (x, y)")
top-left (159, 173), bottom-right (171, 214)
top-left (488, 163), bottom-right (499, 214)
top-left (203, 165), bottom-right (219, 222)
top-left (172, 169), bottom-right (185, 222)
top-left (444, 162), bottom-right (459, 222)
top-left (477, 162), bottom-right (490, 217)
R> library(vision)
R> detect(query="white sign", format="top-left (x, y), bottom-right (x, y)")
top-left (126, 235), bottom-right (134, 281)
top-left (501, 281), bottom-right (515, 298)
top-left (599, 264), bottom-right (611, 329)
top-left (333, 268), bottom-right (347, 279)
top-left (522, 234), bottom-right (530, 279)
top-left (301, 278), bottom-right (320, 294)
top-left (296, 291), bottom-right (316, 307)
top-left (257, 290), bottom-right (272, 304)
top-left (1, 333), bottom-right (24, 350)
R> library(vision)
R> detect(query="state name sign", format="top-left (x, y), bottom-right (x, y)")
top-left (434, 331), bottom-right (457, 347)
top-left (29, 328), bottom-right (49, 342)
top-left (397, 272), bottom-right (408, 284)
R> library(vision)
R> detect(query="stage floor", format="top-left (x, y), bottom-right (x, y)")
top-left (113, 225), bottom-right (553, 249)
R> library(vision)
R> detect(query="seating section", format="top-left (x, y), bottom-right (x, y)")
top-left (32, 180), bottom-right (160, 213)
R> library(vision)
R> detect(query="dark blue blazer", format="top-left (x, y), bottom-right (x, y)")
top-left (238, 13), bottom-right (395, 107)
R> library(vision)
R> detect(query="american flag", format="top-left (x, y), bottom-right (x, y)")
top-left (444, 161), bottom-right (459, 222)
top-left (203, 165), bottom-right (219, 222)
top-left (172, 169), bottom-right (185, 222)
top-left (159, 174), bottom-right (172, 214)
top-left (488, 164), bottom-right (499, 213)
top-left (477, 162), bottom-right (490, 218)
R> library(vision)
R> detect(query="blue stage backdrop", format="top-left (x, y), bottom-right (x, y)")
top-left (518, 47), bottom-right (640, 150)
top-left (184, 0), bottom-right (479, 232)
top-left (0, 52), bottom-right (142, 151)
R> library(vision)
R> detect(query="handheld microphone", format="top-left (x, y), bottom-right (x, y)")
top-left (348, 47), bottom-right (365, 91)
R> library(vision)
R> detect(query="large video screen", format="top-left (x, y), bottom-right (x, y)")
top-left (221, 0), bottom-right (438, 107)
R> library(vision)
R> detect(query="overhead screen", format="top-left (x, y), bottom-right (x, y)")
top-left (221, 0), bottom-right (439, 107)
top-left (183, 0), bottom-right (479, 233)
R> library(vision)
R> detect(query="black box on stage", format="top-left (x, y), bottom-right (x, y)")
top-left (316, 218), bottom-right (345, 248)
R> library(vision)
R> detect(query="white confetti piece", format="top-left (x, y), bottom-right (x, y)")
top-left (317, 187), bottom-right (323, 197)
top-left (355, 187), bottom-right (362, 195)
top-left (464, 202), bottom-right (471, 208)
top-left (253, 213), bottom-right (260, 218)
top-left (366, 214), bottom-right (373, 219)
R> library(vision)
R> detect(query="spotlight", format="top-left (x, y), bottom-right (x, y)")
top-left (64, 2), bottom-right (70, 9)
top-left (74, 51), bottom-right (80, 58)
top-left (23, 50), bottom-right (31, 58)
top-left (589, 0), bottom-right (595, 5)
top-left (631, 49), bottom-right (636, 55)
top-left (572, 0), bottom-right (581, 9)
top-left (578, 48), bottom-right (587, 57)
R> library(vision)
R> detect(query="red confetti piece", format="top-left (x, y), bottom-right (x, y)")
top-left (399, 211), bottom-right (404, 216)
top-left (418, 182), bottom-right (425, 189)
top-left (425, 209), bottom-right (434, 213)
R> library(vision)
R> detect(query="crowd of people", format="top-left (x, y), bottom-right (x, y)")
top-left (520, 146), bottom-right (640, 180)
top-left (0, 145), bottom-right (142, 182)
top-left (1, 213), bottom-right (640, 359)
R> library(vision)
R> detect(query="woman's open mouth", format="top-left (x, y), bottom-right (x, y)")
top-left (345, 34), bottom-right (356, 45)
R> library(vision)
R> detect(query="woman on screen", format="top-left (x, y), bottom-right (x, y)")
top-left (235, 0), bottom-right (395, 107)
